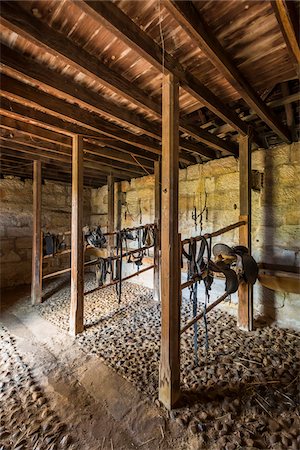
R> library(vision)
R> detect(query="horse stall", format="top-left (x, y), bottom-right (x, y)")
top-left (0, 1), bottom-right (299, 449)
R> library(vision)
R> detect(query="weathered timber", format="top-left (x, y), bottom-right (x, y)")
top-left (164, 0), bottom-right (291, 144)
top-left (69, 135), bottom-right (84, 336)
top-left (159, 73), bottom-right (180, 410)
top-left (31, 160), bottom-right (42, 305)
top-left (238, 136), bottom-right (253, 331)
top-left (153, 160), bottom-right (161, 301)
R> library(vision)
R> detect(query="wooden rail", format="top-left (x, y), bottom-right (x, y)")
top-left (85, 264), bottom-right (155, 295)
top-left (180, 292), bottom-right (229, 334)
top-left (181, 220), bottom-right (246, 246)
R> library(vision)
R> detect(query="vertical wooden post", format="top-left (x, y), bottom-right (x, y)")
top-left (153, 160), bottom-right (161, 301)
top-left (31, 160), bottom-right (42, 305)
top-left (69, 135), bottom-right (84, 336)
top-left (116, 182), bottom-right (122, 231)
top-left (107, 174), bottom-right (115, 282)
top-left (238, 135), bottom-right (253, 331)
top-left (159, 73), bottom-right (180, 409)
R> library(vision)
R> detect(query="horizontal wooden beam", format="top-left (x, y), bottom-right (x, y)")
top-left (0, 1), bottom-right (160, 115)
top-left (0, 142), bottom-right (137, 179)
top-left (0, 97), bottom-right (194, 166)
top-left (164, 0), bottom-right (291, 144)
top-left (0, 115), bottom-right (160, 163)
top-left (0, 128), bottom-right (154, 170)
top-left (81, 1), bottom-right (248, 138)
top-left (0, 8), bottom-right (237, 156)
top-left (272, 0), bottom-right (300, 78)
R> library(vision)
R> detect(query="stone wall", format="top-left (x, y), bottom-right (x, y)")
top-left (0, 177), bottom-right (92, 288)
top-left (91, 143), bottom-right (300, 329)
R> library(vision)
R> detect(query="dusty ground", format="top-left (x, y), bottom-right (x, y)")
top-left (1, 275), bottom-right (300, 450)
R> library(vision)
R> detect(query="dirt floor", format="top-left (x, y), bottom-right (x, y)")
top-left (1, 276), bottom-right (300, 450)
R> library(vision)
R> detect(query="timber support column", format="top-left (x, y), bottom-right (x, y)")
top-left (107, 174), bottom-right (115, 282)
top-left (31, 160), bottom-right (42, 305)
top-left (153, 160), bottom-right (161, 301)
top-left (238, 134), bottom-right (253, 331)
top-left (159, 73), bottom-right (181, 409)
top-left (69, 135), bottom-right (84, 336)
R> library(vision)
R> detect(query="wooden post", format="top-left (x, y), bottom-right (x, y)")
top-left (116, 182), bottom-right (122, 231)
top-left (107, 174), bottom-right (115, 282)
top-left (153, 160), bottom-right (161, 301)
top-left (238, 135), bottom-right (253, 331)
top-left (69, 135), bottom-right (84, 336)
top-left (159, 73), bottom-right (180, 409)
top-left (31, 160), bottom-right (42, 305)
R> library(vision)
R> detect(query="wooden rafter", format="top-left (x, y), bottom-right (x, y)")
top-left (0, 97), bottom-right (195, 166)
top-left (0, 3), bottom-right (238, 156)
top-left (80, 1), bottom-right (246, 140)
top-left (272, 0), bottom-right (300, 78)
top-left (163, 0), bottom-right (291, 144)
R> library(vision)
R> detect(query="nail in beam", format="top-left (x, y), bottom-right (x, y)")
top-left (69, 135), bottom-right (84, 336)
top-left (31, 160), bottom-right (42, 305)
top-left (238, 134), bottom-right (253, 331)
top-left (153, 160), bottom-right (161, 301)
top-left (107, 174), bottom-right (115, 282)
top-left (159, 73), bottom-right (181, 409)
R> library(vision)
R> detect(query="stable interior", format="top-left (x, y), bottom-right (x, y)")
top-left (0, 1), bottom-right (300, 449)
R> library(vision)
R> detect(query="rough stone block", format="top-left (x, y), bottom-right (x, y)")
top-left (187, 164), bottom-right (200, 180)
top-left (179, 168), bottom-right (187, 181)
top-left (215, 172), bottom-right (239, 191)
top-left (204, 156), bottom-right (238, 176)
top-left (6, 227), bottom-right (31, 237)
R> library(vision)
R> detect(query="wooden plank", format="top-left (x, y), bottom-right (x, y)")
top-left (0, 95), bottom-right (196, 166)
top-left (69, 135), bottom-right (84, 336)
top-left (1, 8), bottom-right (237, 154)
top-left (164, 0), bottom-right (291, 144)
top-left (153, 160), bottom-right (161, 301)
top-left (272, 0), bottom-right (300, 77)
top-left (0, 2), bottom-right (160, 115)
top-left (159, 73), bottom-right (180, 409)
top-left (0, 115), bottom-right (160, 164)
top-left (81, 1), bottom-right (248, 138)
top-left (238, 135), bottom-right (253, 331)
top-left (0, 42), bottom-right (159, 140)
top-left (107, 174), bottom-right (115, 282)
top-left (31, 160), bottom-right (42, 305)
top-left (0, 139), bottom-right (139, 178)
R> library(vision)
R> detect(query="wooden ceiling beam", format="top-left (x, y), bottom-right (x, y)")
top-left (272, 0), bottom-right (300, 78)
top-left (0, 128), bottom-right (154, 170)
top-left (0, 5), bottom-right (236, 156)
top-left (0, 43), bottom-right (159, 141)
top-left (0, 150), bottom-right (108, 182)
top-left (0, 71), bottom-right (217, 160)
top-left (0, 141), bottom-right (137, 179)
top-left (0, 97), bottom-right (195, 166)
top-left (0, 115), bottom-right (159, 163)
top-left (0, 1), bottom-right (160, 116)
top-left (81, 1), bottom-right (245, 143)
top-left (163, 0), bottom-right (291, 144)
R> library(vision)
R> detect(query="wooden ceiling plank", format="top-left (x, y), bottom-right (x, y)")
top-left (272, 0), bottom-right (300, 78)
top-left (163, 0), bottom-right (291, 144)
top-left (0, 1), bottom-right (160, 115)
top-left (0, 97), bottom-right (194, 165)
top-left (0, 142), bottom-right (136, 179)
top-left (0, 43), bottom-right (159, 140)
top-left (0, 115), bottom-right (158, 163)
top-left (0, 3), bottom-right (235, 155)
top-left (0, 128), bottom-right (154, 170)
top-left (81, 1), bottom-right (248, 139)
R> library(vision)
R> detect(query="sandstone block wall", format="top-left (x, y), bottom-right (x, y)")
top-left (90, 143), bottom-right (300, 329)
top-left (0, 177), bottom-right (92, 288)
